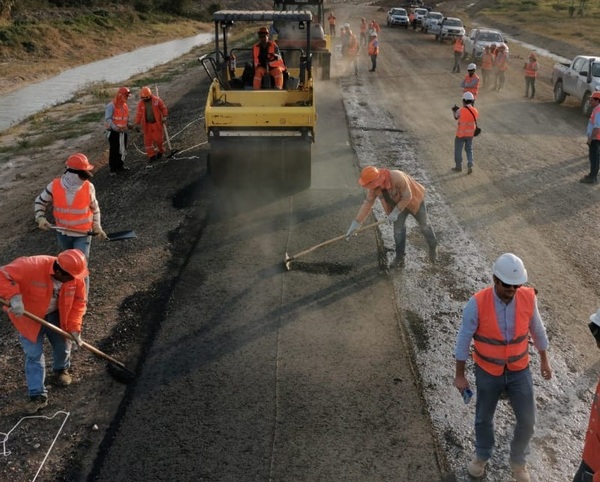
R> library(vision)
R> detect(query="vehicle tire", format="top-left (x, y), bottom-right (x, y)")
top-left (582, 91), bottom-right (592, 117)
top-left (435, 34), bottom-right (439, 41)
top-left (553, 80), bottom-right (567, 104)
top-left (321, 53), bottom-right (331, 81)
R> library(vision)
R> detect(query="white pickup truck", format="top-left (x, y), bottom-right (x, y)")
top-left (552, 55), bottom-right (600, 116)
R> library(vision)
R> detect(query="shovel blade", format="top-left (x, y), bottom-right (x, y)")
top-left (107, 230), bottom-right (137, 241)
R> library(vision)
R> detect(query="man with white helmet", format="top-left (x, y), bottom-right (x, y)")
top-left (367, 31), bottom-right (379, 72)
top-left (493, 43), bottom-right (509, 92)
top-left (454, 253), bottom-right (552, 482)
top-left (462, 63), bottom-right (480, 98)
top-left (451, 91), bottom-right (479, 174)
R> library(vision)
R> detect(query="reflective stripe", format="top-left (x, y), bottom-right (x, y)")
top-left (474, 347), bottom-right (529, 366)
top-left (51, 179), bottom-right (93, 231)
top-left (473, 333), bottom-right (528, 345)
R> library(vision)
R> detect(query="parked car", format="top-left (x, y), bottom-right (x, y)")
top-left (463, 28), bottom-right (506, 61)
top-left (387, 7), bottom-right (410, 28)
top-left (436, 17), bottom-right (465, 42)
top-left (422, 11), bottom-right (443, 33)
top-left (552, 55), bottom-right (600, 116)
top-left (414, 7), bottom-right (428, 26)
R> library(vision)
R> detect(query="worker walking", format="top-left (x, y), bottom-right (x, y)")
top-left (493, 44), bottom-right (509, 92)
top-left (327, 12), bottom-right (336, 37)
top-left (572, 308), bottom-right (600, 482)
top-left (0, 250), bottom-right (89, 414)
top-left (454, 253), bottom-right (552, 482)
top-left (462, 63), bottom-right (480, 98)
top-left (368, 32), bottom-right (379, 72)
top-left (452, 36), bottom-right (464, 73)
top-left (253, 26), bottom-right (286, 90)
top-left (343, 25), bottom-right (359, 75)
top-left (345, 166), bottom-right (438, 268)
top-left (359, 18), bottom-right (368, 46)
top-left (580, 91), bottom-right (600, 184)
top-left (133, 86), bottom-right (169, 163)
top-left (480, 46), bottom-right (495, 89)
top-left (452, 92), bottom-right (479, 174)
top-left (523, 52), bottom-right (539, 99)
top-left (104, 86), bottom-right (132, 175)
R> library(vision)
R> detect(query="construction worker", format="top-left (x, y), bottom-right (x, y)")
top-left (454, 253), bottom-right (552, 482)
top-left (34, 152), bottom-right (107, 265)
top-left (580, 91), bottom-right (600, 184)
top-left (327, 12), bottom-right (336, 37)
top-left (0, 249), bottom-right (89, 414)
top-left (253, 26), bottom-right (286, 90)
top-left (462, 63), bottom-right (480, 98)
top-left (452, 35), bottom-right (465, 73)
top-left (523, 52), bottom-right (539, 99)
top-left (480, 45), bottom-right (495, 89)
top-left (359, 18), bottom-right (368, 46)
top-left (370, 19), bottom-right (381, 34)
top-left (572, 309), bottom-right (600, 482)
top-left (452, 91), bottom-right (479, 174)
top-left (343, 25), bottom-right (359, 75)
top-left (104, 86), bottom-right (132, 175)
top-left (345, 166), bottom-right (438, 268)
top-left (368, 32), bottom-right (379, 72)
top-left (493, 43), bottom-right (509, 92)
top-left (133, 86), bottom-right (169, 163)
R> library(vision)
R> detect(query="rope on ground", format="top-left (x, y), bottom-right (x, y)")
top-left (131, 117), bottom-right (204, 157)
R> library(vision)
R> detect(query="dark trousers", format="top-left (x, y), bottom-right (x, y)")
top-left (393, 202), bottom-right (437, 257)
top-left (572, 460), bottom-right (594, 482)
top-left (588, 140), bottom-right (600, 180)
top-left (370, 54), bottom-right (377, 71)
top-left (452, 51), bottom-right (461, 73)
top-left (108, 130), bottom-right (127, 173)
top-left (525, 76), bottom-right (536, 97)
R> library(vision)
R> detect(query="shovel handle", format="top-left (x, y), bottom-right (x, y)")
top-left (49, 225), bottom-right (94, 236)
top-left (0, 298), bottom-right (135, 376)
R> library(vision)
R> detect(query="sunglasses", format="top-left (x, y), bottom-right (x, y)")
top-left (259, 33), bottom-right (267, 37)
top-left (499, 280), bottom-right (521, 289)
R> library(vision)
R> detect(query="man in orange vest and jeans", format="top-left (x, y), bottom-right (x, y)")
top-left (452, 92), bottom-right (479, 174)
top-left (104, 86), bottom-right (132, 175)
top-left (253, 26), bottom-right (286, 90)
top-left (454, 253), bottom-right (552, 482)
top-left (452, 35), bottom-right (464, 73)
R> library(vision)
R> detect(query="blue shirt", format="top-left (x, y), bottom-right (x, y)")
top-left (454, 287), bottom-right (549, 361)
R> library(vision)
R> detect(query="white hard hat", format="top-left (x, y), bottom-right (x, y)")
top-left (492, 253), bottom-right (528, 285)
top-left (343, 23), bottom-right (350, 28)
top-left (590, 308), bottom-right (600, 327)
top-left (467, 63), bottom-right (476, 71)
top-left (370, 32), bottom-right (377, 37)
top-left (462, 91), bottom-right (475, 101)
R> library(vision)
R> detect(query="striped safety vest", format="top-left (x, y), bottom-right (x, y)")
top-left (51, 179), bottom-right (93, 231)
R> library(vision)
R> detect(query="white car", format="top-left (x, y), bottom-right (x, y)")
top-left (436, 17), bottom-right (465, 42)
top-left (422, 11), bottom-right (443, 34)
top-left (414, 8), bottom-right (428, 26)
top-left (462, 28), bottom-right (506, 61)
top-left (387, 8), bottom-right (409, 28)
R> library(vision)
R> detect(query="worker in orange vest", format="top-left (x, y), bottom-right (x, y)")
top-left (573, 309), bottom-right (600, 482)
top-left (523, 52), bottom-right (539, 99)
top-left (104, 86), bottom-right (132, 175)
top-left (367, 32), bottom-right (379, 72)
top-left (327, 12), bottom-right (336, 37)
top-left (454, 253), bottom-right (552, 482)
top-left (462, 63), bottom-right (480, 98)
top-left (133, 86), bottom-right (169, 163)
top-left (480, 45), bottom-right (495, 89)
top-left (452, 92), bottom-right (479, 174)
top-left (452, 35), bottom-right (465, 73)
top-left (252, 26), bottom-right (286, 90)
top-left (344, 25), bottom-right (360, 75)
top-left (359, 18), bottom-right (368, 46)
top-left (493, 43), bottom-right (509, 92)
top-left (0, 250), bottom-right (89, 414)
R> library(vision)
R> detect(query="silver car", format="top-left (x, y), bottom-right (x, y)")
top-left (437, 17), bottom-right (465, 42)
top-left (422, 11), bottom-right (443, 34)
top-left (387, 8), bottom-right (409, 28)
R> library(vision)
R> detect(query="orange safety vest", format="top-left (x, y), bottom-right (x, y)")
top-left (591, 105), bottom-right (600, 141)
top-left (328, 14), bottom-right (336, 25)
top-left (481, 52), bottom-right (494, 70)
top-left (360, 21), bottom-right (367, 33)
top-left (346, 33), bottom-right (359, 56)
top-left (134, 95), bottom-right (168, 128)
top-left (107, 103), bottom-right (129, 130)
top-left (51, 179), bottom-right (93, 231)
top-left (495, 52), bottom-right (509, 71)
top-left (456, 106), bottom-right (478, 138)
top-left (368, 38), bottom-right (379, 56)
top-left (582, 380), bottom-right (600, 476)
top-left (472, 286), bottom-right (534, 376)
top-left (0, 255), bottom-right (86, 342)
top-left (463, 73), bottom-right (480, 98)
top-left (253, 41), bottom-right (285, 70)
top-left (453, 38), bottom-right (464, 53)
top-left (524, 60), bottom-right (538, 78)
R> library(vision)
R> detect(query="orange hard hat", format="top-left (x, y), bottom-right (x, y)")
top-left (65, 153), bottom-right (93, 171)
top-left (258, 26), bottom-right (269, 35)
top-left (359, 166), bottom-right (380, 187)
top-left (57, 249), bottom-right (89, 279)
top-left (591, 91), bottom-right (600, 100)
top-left (140, 86), bottom-right (152, 99)
top-left (118, 86), bottom-right (131, 96)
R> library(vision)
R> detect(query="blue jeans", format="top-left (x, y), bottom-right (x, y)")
top-left (474, 365), bottom-right (535, 465)
top-left (573, 460), bottom-right (594, 482)
top-left (454, 136), bottom-right (474, 168)
top-left (19, 310), bottom-right (71, 397)
top-left (588, 140), bottom-right (600, 180)
top-left (393, 202), bottom-right (437, 257)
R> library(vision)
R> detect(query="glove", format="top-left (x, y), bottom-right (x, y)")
top-left (93, 226), bottom-right (108, 241)
top-left (70, 332), bottom-right (83, 350)
top-left (451, 105), bottom-right (459, 112)
top-left (37, 216), bottom-right (51, 230)
top-left (9, 295), bottom-right (25, 316)
top-left (134, 126), bottom-right (141, 133)
top-left (387, 207), bottom-right (401, 224)
top-left (345, 220), bottom-right (362, 240)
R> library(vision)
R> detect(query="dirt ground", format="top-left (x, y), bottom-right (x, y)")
top-left (0, 0), bottom-right (599, 481)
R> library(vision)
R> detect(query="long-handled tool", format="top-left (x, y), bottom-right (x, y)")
top-left (49, 225), bottom-right (137, 242)
top-left (284, 219), bottom-right (386, 271)
top-left (155, 83), bottom-right (179, 159)
top-left (0, 298), bottom-right (135, 382)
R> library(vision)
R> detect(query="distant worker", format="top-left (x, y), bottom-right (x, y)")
top-left (253, 26), bottom-right (286, 90)
top-left (345, 166), bottom-right (438, 268)
top-left (452, 92), bottom-right (479, 174)
top-left (359, 18), bottom-right (368, 46)
top-left (454, 253), bottom-right (552, 482)
top-left (133, 86), bottom-right (169, 163)
top-left (462, 63), bottom-right (480, 98)
top-left (370, 19), bottom-right (381, 33)
top-left (580, 91), bottom-right (600, 184)
top-left (409, 11), bottom-right (416, 30)
top-left (104, 86), bottom-right (132, 176)
top-left (493, 43), bottom-right (509, 92)
top-left (340, 23), bottom-right (350, 56)
top-left (343, 25), bottom-right (360, 75)
top-left (34, 152), bottom-right (107, 264)
top-left (523, 52), bottom-right (539, 99)
top-left (0, 250), bottom-right (89, 414)
top-left (328, 12), bottom-right (336, 37)
top-left (452, 35), bottom-right (465, 73)
top-left (480, 46), bottom-right (495, 89)
top-left (368, 32), bottom-right (379, 72)
top-left (572, 308), bottom-right (600, 482)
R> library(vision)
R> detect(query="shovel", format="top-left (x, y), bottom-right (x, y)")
top-left (284, 219), bottom-right (386, 270)
top-left (49, 225), bottom-right (137, 241)
top-left (0, 298), bottom-right (135, 382)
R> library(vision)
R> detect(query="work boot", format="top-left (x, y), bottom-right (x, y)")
top-left (55, 369), bottom-right (72, 386)
top-left (510, 461), bottom-right (531, 482)
top-left (467, 457), bottom-right (488, 478)
top-left (26, 395), bottom-right (48, 414)
top-left (467, 167), bottom-right (473, 174)
top-left (580, 175), bottom-right (597, 184)
top-left (148, 155), bottom-right (157, 163)
top-left (451, 166), bottom-right (462, 172)
top-left (389, 256), bottom-right (405, 269)
top-left (429, 244), bottom-right (437, 264)
top-left (156, 152), bottom-right (163, 160)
